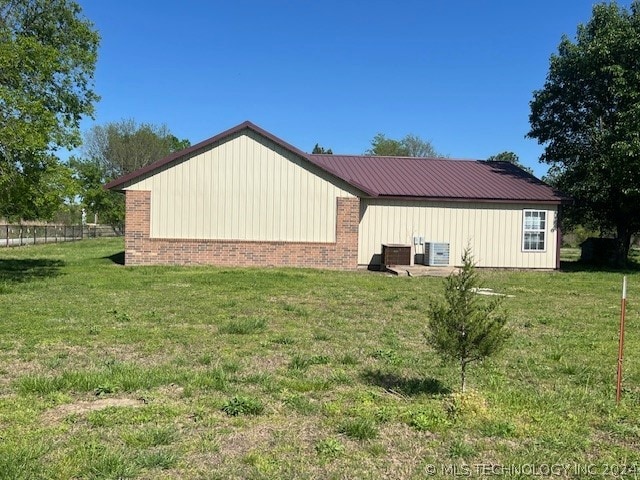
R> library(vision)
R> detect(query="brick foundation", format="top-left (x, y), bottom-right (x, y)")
top-left (124, 190), bottom-right (359, 269)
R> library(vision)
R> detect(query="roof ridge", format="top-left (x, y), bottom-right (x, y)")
top-left (309, 153), bottom-right (482, 162)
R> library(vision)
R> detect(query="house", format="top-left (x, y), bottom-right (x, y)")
top-left (105, 121), bottom-right (568, 270)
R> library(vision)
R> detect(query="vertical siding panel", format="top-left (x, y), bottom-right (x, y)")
top-left (506, 208), bottom-right (515, 267)
top-left (215, 144), bottom-right (223, 237)
top-left (312, 176), bottom-right (320, 242)
top-left (170, 163), bottom-right (178, 238)
top-left (258, 144), bottom-right (267, 239)
top-left (234, 136), bottom-right (242, 239)
top-left (293, 158), bottom-right (301, 241)
top-left (480, 207), bottom-right (488, 265)
top-left (450, 204), bottom-right (458, 265)
top-left (214, 147), bottom-right (220, 238)
top-left (246, 138), bottom-right (256, 239)
top-left (497, 208), bottom-right (505, 267)
top-left (152, 175), bottom-right (161, 237)
top-left (202, 150), bottom-right (210, 238)
top-left (268, 147), bottom-right (277, 239)
top-left (226, 137), bottom-right (235, 238)
top-left (303, 171), bottom-right (310, 240)
top-left (242, 139), bottom-right (251, 239)
top-left (238, 136), bottom-right (247, 239)
top-left (252, 137), bottom-right (260, 239)
top-left (196, 154), bottom-right (204, 238)
top-left (272, 148), bottom-right (280, 240)
top-left (182, 157), bottom-right (190, 238)
top-left (278, 149), bottom-right (287, 240)
top-left (167, 166), bottom-right (175, 238)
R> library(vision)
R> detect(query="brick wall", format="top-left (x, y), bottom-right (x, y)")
top-left (124, 190), bottom-right (360, 269)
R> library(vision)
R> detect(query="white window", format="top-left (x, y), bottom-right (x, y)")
top-left (523, 210), bottom-right (546, 251)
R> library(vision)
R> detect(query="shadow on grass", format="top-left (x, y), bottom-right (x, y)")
top-left (103, 251), bottom-right (125, 265)
top-left (560, 260), bottom-right (640, 273)
top-left (0, 258), bottom-right (65, 283)
top-left (362, 369), bottom-right (451, 396)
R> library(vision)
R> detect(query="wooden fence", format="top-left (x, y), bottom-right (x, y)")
top-left (0, 224), bottom-right (122, 247)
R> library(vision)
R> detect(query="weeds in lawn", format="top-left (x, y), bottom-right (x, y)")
top-left (123, 425), bottom-right (178, 447)
top-left (407, 408), bottom-right (450, 432)
top-left (282, 393), bottom-right (317, 415)
top-left (219, 317), bottom-right (267, 335)
top-left (339, 418), bottom-right (378, 440)
top-left (221, 395), bottom-right (264, 416)
top-left (271, 335), bottom-right (295, 345)
top-left (76, 442), bottom-right (138, 479)
top-left (370, 348), bottom-right (401, 365)
top-left (315, 437), bottom-right (345, 458)
top-left (0, 438), bottom-right (48, 479)
top-left (135, 449), bottom-right (179, 470)
top-left (449, 439), bottom-right (476, 459)
top-left (338, 353), bottom-right (359, 365)
top-left (288, 354), bottom-right (330, 370)
top-left (443, 390), bottom-right (489, 421)
top-left (479, 419), bottom-right (517, 438)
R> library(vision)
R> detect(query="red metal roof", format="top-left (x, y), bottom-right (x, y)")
top-left (106, 121), bottom-right (567, 204)
top-left (308, 154), bottom-right (566, 203)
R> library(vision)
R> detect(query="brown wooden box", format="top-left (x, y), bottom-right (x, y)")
top-left (381, 244), bottom-right (412, 266)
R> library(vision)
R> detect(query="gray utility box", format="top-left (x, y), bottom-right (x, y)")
top-left (424, 243), bottom-right (450, 266)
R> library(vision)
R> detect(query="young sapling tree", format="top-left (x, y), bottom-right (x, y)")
top-left (426, 249), bottom-right (510, 392)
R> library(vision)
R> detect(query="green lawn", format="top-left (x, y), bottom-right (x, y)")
top-left (1, 238), bottom-right (639, 479)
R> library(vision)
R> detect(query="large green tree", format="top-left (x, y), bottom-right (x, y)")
top-left (82, 119), bottom-right (190, 179)
top-left (528, 1), bottom-right (640, 266)
top-left (365, 133), bottom-right (442, 157)
top-left (72, 120), bottom-right (190, 228)
top-left (0, 0), bottom-right (99, 220)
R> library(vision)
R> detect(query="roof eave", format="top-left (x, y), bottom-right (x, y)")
top-left (365, 195), bottom-right (567, 205)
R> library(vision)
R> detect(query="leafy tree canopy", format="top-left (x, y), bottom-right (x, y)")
top-left (486, 151), bottom-right (534, 175)
top-left (72, 120), bottom-right (190, 228)
top-left (527, 1), bottom-right (640, 265)
top-left (365, 133), bottom-right (442, 157)
top-left (83, 119), bottom-right (190, 178)
top-left (0, 0), bottom-right (99, 221)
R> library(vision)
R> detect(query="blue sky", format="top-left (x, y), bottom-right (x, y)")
top-left (75, 0), bottom-right (633, 178)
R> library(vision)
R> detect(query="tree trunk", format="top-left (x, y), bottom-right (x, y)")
top-left (615, 224), bottom-right (632, 268)
top-left (460, 360), bottom-right (466, 393)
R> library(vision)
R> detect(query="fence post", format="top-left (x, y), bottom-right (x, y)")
top-left (5, 225), bottom-right (8, 247)
top-left (34, 226), bottom-right (37, 245)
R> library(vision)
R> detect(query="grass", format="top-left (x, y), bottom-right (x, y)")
top-left (1, 238), bottom-right (640, 478)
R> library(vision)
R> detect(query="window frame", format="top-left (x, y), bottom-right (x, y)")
top-left (522, 209), bottom-right (547, 252)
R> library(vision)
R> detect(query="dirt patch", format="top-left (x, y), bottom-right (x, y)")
top-left (42, 397), bottom-right (144, 423)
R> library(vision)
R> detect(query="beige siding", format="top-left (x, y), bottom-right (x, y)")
top-left (359, 199), bottom-right (558, 268)
top-left (122, 130), bottom-right (354, 242)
